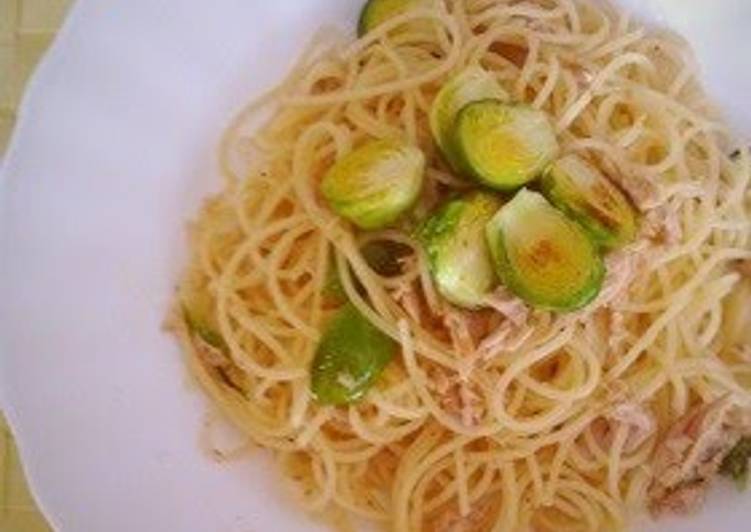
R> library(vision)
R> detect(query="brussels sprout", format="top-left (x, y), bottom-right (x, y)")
top-left (485, 189), bottom-right (604, 311)
top-left (322, 139), bottom-right (425, 230)
top-left (418, 192), bottom-right (503, 308)
top-left (429, 66), bottom-right (509, 168)
top-left (358, 0), bottom-right (433, 36)
top-left (180, 270), bottom-right (225, 349)
top-left (541, 154), bottom-right (636, 249)
top-left (311, 303), bottom-right (398, 405)
top-left (323, 240), bottom-right (413, 303)
top-left (452, 100), bottom-right (558, 190)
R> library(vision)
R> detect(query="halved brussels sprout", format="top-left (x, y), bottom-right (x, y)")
top-left (358, 0), bottom-right (433, 36)
top-left (418, 192), bottom-right (503, 308)
top-left (452, 100), bottom-right (558, 190)
top-left (323, 240), bottom-right (413, 303)
top-left (179, 270), bottom-right (225, 349)
top-left (322, 139), bottom-right (425, 230)
top-left (541, 154), bottom-right (637, 249)
top-left (311, 303), bottom-right (398, 405)
top-left (429, 66), bottom-right (509, 168)
top-left (485, 189), bottom-right (604, 311)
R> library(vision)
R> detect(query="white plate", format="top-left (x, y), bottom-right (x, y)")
top-left (0, 1), bottom-right (749, 531)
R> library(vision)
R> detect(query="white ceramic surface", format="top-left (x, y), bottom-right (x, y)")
top-left (0, 1), bottom-right (749, 531)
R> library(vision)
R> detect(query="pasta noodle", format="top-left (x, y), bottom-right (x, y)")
top-left (170, 1), bottom-right (751, 530)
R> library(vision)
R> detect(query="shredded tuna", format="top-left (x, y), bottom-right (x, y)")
top-left (609, 402), bottom-right (657, 452)
top-left (431, 368), bottom-right (452, 396)
top-left (588, 242), bottom-right (647, 311)
top-left (651, 481), bottom-right (707, 516)
top-left (660, 205), bottom-right (682, 245)
top-left (437, 306), bottom-right (505, 361)
top-left (648, 397), bottom-right (751, 516)
top-left (478, 320), bottom-right (534, 360)
top-left (478, 321), bottom-right (512, 356)
top-left (617, 172), bottom-right (661, 211)
top-left (463, 309), bottom-right (495, 345)
top-left (591, 401), bottom-right (656, 454)
top-left (194, 338), bottom-right (249, 394)
top-left (443, 310), bottom-right (479, 358)
top-left (458, 386), bottom-right (483, 428)
top-left (607, 309), bottom-right (629, 355)
top-left (572, 64), bottom-right (595, 90)
top-left (588, 247), bottom-right (650, 364)
top-left (639, 182), bottom-right (663, 211)
top-left (473, 288), bottom-right (533, 358)
top-left (428, 368), bottom-right (484, 428)
top-left (641, 202), bottom-right (683, 247)
top-left (603, 379), bottom-right (631, 403)
top-left (483, 286), bottom-right (529, 327)
top-left (393, 282), bottom-right (424, 325)
top-left (599, 247), bottom-right (641, 306)
top-left (392, 282), bottom-right (490, 351)
top-left (652, 398), bottom-right (732, 486)
top-left (734, 259), bottom-right (751, 279)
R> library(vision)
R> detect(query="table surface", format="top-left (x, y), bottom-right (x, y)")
top-left (1, 2), bottom-right (70, 529)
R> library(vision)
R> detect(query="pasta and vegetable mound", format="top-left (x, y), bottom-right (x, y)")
top-left (171, 0), bottom-right (751, 530)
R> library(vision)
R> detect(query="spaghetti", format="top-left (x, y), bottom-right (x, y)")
top-left (170, 0), bottom-right (751, 530)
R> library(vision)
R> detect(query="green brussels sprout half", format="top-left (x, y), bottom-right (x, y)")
top-left (430, 66), bottom-right (509, 169)
top-left (541, 154), bottom-right (637, 249)
top-left (418, 192), bottom-right (503, 308)
top-left (485, 189), bottom-right (604, 312)
top-left (322, 139), bottom-right (425, 230)
top-left (311, 303), bottom-right (398, 405)
top-left (452, 100), bottom-right (558, 190)
top-left (358, 0), bottom-right (434, 36)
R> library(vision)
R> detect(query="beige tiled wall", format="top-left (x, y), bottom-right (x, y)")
top-left (0, 415), bottom-right (51, 531)
top-left (0, 0), bottom-right (69, 152)
top-left (1, 2), bottom-right (71, 529)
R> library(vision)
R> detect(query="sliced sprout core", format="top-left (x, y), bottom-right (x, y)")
top-left (485, 189), bottom-right (604, 311)
top-left (322, 139), bottom-right (425, 230)
top-left (453, 100), bottom-right (558, 190)
top-left (418, 192), bottom-right (503, 308)
top-left (430, 66), bottom-right (509, 168)
top-left (542, 154), bottom-right (637, 249)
